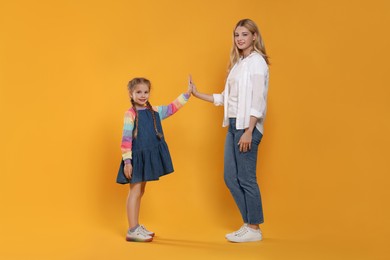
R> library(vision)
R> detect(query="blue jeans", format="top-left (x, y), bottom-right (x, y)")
top-left (224, 118), bottom-right (264, 224)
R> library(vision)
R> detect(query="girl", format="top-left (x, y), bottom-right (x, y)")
top-left (190, 19), bottom-right (270, 242)
top-left (117, 77), bottom-right (191, 242)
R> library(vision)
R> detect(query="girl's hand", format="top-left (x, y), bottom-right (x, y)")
top-left (189, 74), bottom-right (198, 96)
top-left (187, 75), bottom-right (193, 96)
top-left (238, 130), bottom-right (252, 152)
top-left (124, 163), bottom-right (133, 179)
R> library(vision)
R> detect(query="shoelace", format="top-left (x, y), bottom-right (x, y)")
top-left (234, 227), bottom-right (249, 237)
top-left (139, 225), bottom-right (150, 235)
top-left (232, 225), bottom-right (247, 236)
top-left (135, 230), bottom-right (149, 237)
top-left (129, 227), bottom-right (149, 238)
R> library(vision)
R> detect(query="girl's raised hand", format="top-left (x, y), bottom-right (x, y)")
top-left (187, 74), bottom-right (193, 95)
top-left (189, 74), bottom-right (198, 96)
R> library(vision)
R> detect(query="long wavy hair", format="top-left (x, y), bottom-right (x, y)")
top-left (127, 77), bottom-right (163, 139)
top-left (228, 19), bottom-right (270, 71)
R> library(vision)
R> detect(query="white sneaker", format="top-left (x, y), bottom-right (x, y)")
top-left (126, 226), bottom-right (153, 242)
top-left (225, 224), bottom-right (248, 239)
top-left (226, 226), bottom-right (262, 243)
top-left (139, 224), bottom-right (155, 237)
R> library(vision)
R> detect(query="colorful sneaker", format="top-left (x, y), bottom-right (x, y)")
top-left (126, 226), bottom-right (153, 242)
top-left (139, 224), bottom-right (155, 237)
top-left (225, 224), bottom-right (247, 239)
top-left (226, 226), bottom-right (262, 243)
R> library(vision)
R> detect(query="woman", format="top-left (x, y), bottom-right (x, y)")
top-left (190, 18), bottom-right (270, 242)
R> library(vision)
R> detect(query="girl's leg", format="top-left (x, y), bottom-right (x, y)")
top-left (141, 182), bottom-right (146, 197)
top-left (137, 182), bottom-right (155, 236)
top-left (126, 182), bottom-right (145, 229)
top-left (125, 182), bottom-right (153, 242)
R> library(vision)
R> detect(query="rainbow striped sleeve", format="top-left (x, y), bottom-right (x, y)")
top-left (155, 93), bottom-right (190, 120)
top-left (121, 108), bottom-right (136, 160)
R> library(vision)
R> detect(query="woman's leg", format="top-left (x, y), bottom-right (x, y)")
top-left (224, 130), bottom-right (249, 224)
top-left (234, 128), bottom-right (264, 226)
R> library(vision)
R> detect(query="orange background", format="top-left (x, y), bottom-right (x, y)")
top-left (1, 0), bottom-right (389, 259)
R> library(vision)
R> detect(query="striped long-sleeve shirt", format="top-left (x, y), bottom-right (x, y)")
top-left (121, 93), bottom-right (190, 161)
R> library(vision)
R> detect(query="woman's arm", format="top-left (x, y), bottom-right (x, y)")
top-left (190, 75), bottom-right (215, 103)
top-left (192, 87), bottom-right (214, 103)
top-left (238, 116), bottom-right (258, 152)
top-left (238, 56), bottom-right (269, 152)
top-left (249, 56), bottom-right (269, 119)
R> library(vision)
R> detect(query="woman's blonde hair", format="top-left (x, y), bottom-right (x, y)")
top-left (228, 19), bottom-right (270, 71)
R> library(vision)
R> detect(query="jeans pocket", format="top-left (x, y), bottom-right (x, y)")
top-left (252, 128), bottom-right (263, 145)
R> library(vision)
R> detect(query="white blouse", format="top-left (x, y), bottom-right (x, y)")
top-left (213, 52), bottom-right (269, 133)
top-left (227, 58), bottom-right (244, 117)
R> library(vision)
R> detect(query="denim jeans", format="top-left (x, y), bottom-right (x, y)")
top-left (224, 118), bottom-right (264, 224)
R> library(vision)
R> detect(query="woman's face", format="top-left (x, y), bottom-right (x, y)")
top-left (234, 26), bottom-right (255, 53)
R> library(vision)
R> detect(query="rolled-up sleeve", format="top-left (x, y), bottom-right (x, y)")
top-left (250, 72), bottom-right (268, 119)
top-left (213, 91), bottom-right (224, 106)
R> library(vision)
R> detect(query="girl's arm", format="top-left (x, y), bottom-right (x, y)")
top-left (121, 109), bottom-right (136, 179)
top-left (121, 109), bottom-right (135, 162)
top-left (155, 92), bottom-right (191, 120)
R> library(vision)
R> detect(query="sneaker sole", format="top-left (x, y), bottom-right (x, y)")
top-left (126, 237), bottom-right (153, 242)
top-left (227, 237), bottom-right (262, 243)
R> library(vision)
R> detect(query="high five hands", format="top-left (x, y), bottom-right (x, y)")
top-left (188, 74), bottom-right (197, 96)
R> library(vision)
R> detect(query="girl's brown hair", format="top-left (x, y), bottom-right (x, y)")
top-left (127, 78), bottom-right (163, 139)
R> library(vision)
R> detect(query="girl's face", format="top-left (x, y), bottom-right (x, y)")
top-left (234, 26), bottom-right (255, 54)
top-left (130, 83), bottom-right (150, 108)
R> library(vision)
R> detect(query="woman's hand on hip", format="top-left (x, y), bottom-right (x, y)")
top-left (238, 130), bottom-right (252, 152)
top-left (124, 163), bottom-right (133, 179)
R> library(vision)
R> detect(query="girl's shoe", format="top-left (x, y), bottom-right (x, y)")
top-left (139, 224), bottom-right (155, 237)
top-left (226, 226), bottom-right (262, 243)
top-left (126, 226), bottom-right (153, 242)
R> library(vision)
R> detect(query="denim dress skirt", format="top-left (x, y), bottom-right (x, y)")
top-left (116, 109), bottom-right (174, 184)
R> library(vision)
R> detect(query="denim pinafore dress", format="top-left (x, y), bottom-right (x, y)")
top-left (116, 109), bottom-right (174, 184)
